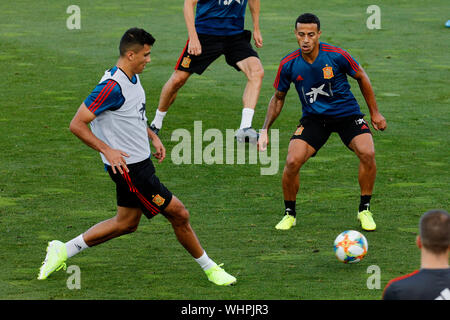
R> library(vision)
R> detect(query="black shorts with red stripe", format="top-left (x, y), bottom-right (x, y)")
top-left (107, 158), bottom-right (173, 219)
top-left (175, 30), bottom-right (258, 75)
top-left (290, 114), bottom-right (372, 156)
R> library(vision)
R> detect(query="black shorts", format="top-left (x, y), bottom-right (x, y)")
top-left (290, 114), bottom-right (372, 155)
top-left (107, 158), bottom-right (173, 219)
top-left (175, 30), bottom-right (259, 75)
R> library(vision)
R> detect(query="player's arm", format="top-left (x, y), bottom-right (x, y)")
top-left (184, 0), bottom-right (201, 55)
top-left (262, 90), bottom-right (287, 130)
top-left (352, 66), bottom-right (387, 131)
top-left (248, 0), bottom-right (263, 48)
top-left (258, 90), bottom-right (287, 151)
top-left (147, 127), bottom-right (166, 163)
top-left (69, 103), bottom-right (129, 174)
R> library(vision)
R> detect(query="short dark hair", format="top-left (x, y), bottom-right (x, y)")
top-left (295, 13), bottom-right (321, 30)
top-left (419, 209), bottom-right (450, 254)
top-left (119, 27), bottom-right (155, 56)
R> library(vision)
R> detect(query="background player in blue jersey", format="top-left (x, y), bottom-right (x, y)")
top-left (38, 28), bottom-right (236, 286)
top-left (149, 0), bottom-right (264, 143)
top-left (383, 209), bottom-right (450, 300)
top-left (258, 13), bottom-right (387, 231)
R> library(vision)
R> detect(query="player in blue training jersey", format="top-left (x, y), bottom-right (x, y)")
top-left (149, 0), bottom-right (264, 143)
top-left (258, 13), bottom-right (387, 231)
top-left (383, 209), bottom-right (450, 300)
top-left (38, 28), bottom-right (236, 286)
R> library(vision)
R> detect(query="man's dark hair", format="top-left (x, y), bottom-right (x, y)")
top-left (295, 13), bottom-right (321, 30)
top-left (119, 27), bottom-right (155, 56)
top-left (419, 209), bottom-right (450, 254)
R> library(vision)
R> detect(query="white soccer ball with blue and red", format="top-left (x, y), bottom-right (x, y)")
top-left (333, 230), bottom-right (368, 263)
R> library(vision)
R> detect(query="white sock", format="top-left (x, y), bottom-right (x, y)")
top-left (65, 234), bottom-right (89, 258)
top-left (239, 108), bottom-right (254, 129)
top-left (195, 251), bottom-right (217, 271)
top-left (151, 110), bottom-right (167, 129)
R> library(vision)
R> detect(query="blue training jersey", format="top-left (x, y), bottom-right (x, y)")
top-left (274, 42), bottom-right (363, 118)
top-left (195, 0), bottom-right (248, 36)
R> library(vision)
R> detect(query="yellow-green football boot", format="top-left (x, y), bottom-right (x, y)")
top-left (275, 214), bottom-right (296, 230)
top-left (357, 210), bottom-right (376, 231)
top-left (37, 240), bottom-right (67, 280)
top-left (205, 263), bottom-right (236, 286)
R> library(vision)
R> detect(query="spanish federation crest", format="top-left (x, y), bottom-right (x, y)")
top-left (181, 56), bottom-right (191, 68)
top-left (294, 126), bottom-right (304, 136)
top-left (322, 65), bottom-right (334, 79)
top-left (152, 194), bottom-right (165, 207)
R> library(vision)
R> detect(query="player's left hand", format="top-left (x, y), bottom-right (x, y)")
top-left (151, 136), bottom-right (166, 163)
top-left (253, 29), bottom-right (263, 48)
top-left (370, 112), bottom-right (387, 131)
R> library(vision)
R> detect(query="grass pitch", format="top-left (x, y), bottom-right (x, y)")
top-left (0, 0), bottom-right (449, 300)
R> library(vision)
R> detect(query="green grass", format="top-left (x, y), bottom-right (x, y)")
top-left (0, 0), bottom-right (449, 300)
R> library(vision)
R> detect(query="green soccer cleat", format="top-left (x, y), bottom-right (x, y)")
top-left (205, 263), bottom-right (236, 286)
top-left (358, 209), bottom-right (376, 231)
top-left (275, 214), bottom-right (296, 230)
top-left (37, 240), bottom-right (68, 280)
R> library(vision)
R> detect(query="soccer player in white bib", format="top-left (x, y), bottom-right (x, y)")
top-left (37, 28), bottom-right (236, 286)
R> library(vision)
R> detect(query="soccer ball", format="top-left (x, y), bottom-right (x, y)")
top-left (333, 230), bottom-right (368, 263)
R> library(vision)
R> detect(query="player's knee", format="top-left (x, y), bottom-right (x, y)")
top-left (358, 148), bottom-right (376, 165)
top-left (173, 207), bottom-right (190, 226)
top-left (171, 72), bottom-right (189, 89)
top-left (254, 66), bottom-right (265, 81)
top-left (285, 155), bottom-right (304, 173)
top-left (248, 65), bottom-right (264, 83)
top-left (179, 207), bottom-right (191, 223)
top-left (124, 223), bottom-right (139, 235)
top-left (116, 219), bottom-right (139, 235)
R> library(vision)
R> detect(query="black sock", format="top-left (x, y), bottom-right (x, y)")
top-left (359, 195), bottom-right (372, 212)
top-left (284, 200), bottom-right (296, 217)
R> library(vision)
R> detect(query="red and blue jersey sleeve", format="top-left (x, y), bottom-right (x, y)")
top-left (273, 50), bottom-right (301, 92)
top-left (273, 49), bottom-right (301, 92)
top-left (273, 62), bottom-right (291, 92)
top-left (84, 79), bottom-right (125, 115)
top-left (321, 43), bottom-right (360, 77)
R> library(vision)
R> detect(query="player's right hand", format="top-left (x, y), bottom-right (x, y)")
top-left (188, 37), bottom-right (202, 56)
top-left (257, 129), bottom-right (269, 151)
